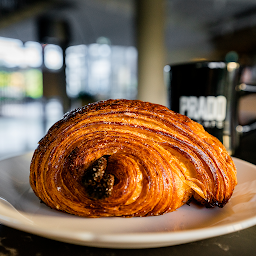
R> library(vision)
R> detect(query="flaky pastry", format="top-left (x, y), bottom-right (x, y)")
top-left (30, 99), bottom-right (237, 217)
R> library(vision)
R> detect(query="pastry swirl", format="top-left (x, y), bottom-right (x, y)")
top-left (30, 99), bottom-right (237, 217)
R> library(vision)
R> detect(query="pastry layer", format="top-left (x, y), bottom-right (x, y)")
top-left (30, 99), bottom-right (237, 217)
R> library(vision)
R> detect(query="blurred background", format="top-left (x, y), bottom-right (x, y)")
top-left (0, 0), bottom-right (256, 159)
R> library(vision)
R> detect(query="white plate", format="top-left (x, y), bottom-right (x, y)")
top-left (0, 153), bottom-right (256, 249)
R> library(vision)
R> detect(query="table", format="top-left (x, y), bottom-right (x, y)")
top-left (0, 130), bottom-right (255, 256)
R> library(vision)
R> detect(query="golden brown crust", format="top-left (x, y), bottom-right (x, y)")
top-left (30, 99), bottom-right (237, 217)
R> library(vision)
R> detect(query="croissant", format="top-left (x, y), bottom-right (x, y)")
top-left (30, 99), bottom-right (237, 217)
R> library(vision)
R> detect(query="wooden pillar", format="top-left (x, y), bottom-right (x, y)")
top-left (135, 0), bottom-right (167, 106)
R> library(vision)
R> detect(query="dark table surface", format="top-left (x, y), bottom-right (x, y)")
top-left (0, 130), bottom-right (256, 256)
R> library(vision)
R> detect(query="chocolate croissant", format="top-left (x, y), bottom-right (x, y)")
top-left (30, 99), bottom-right (237, 217)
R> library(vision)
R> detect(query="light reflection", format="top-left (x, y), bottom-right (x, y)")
top-left (44, 44), bottom-right (63, 70)
top-left (208, 62), bottom-right (226, 69)
top-left (227, 62), bottom-right (239, 72)
top-left (98, 44), bottom-right (111, 57)
top-left (0, 37), bottom-right (42, 68)
top-left (0, 37), bottom-right (44, 159)
top-left (44, 99), bottom-right (64, 130)
top-left (24, 41), bottom-right (43, 68)
top-left (66, 44), bottom-right (87, 98)
top-left (0, 36), bottom-right (138, 159)
top-left (65, 43), bottom-right (137, 100)
top-left (164, 65), bottom-right (171, 72)
top-left (0, 37), bottom-right (23, 68)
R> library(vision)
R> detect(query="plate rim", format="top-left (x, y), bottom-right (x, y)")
top-left (0, 154), bottom-right (255, 248)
